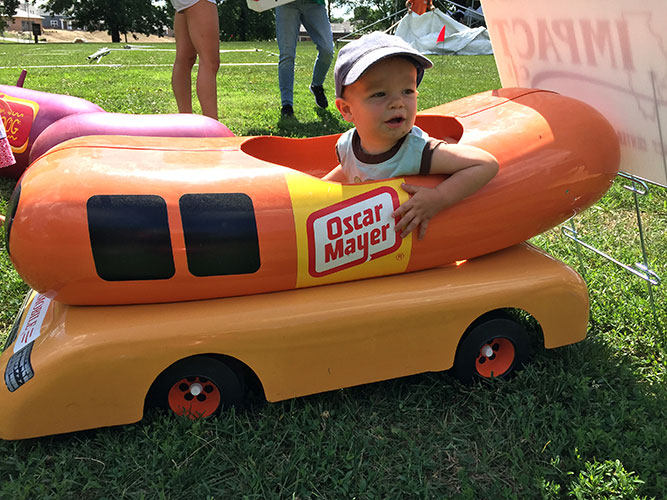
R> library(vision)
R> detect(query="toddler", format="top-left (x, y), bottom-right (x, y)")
top-left (324, 32), bottom-right (498, 239)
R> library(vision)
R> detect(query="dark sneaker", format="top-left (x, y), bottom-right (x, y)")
top-left (310, 85), bottom-right (328, 108)
top-left (281, 104), bottom-right (294, 117)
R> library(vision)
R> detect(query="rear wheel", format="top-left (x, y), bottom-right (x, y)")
top-left (453, 318), bottom-right (530, 383)
top-left (151, 356), bottom-right (245, 419)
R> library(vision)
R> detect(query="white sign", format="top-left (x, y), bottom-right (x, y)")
top-left (14, 294), bottom-right (52, 353)
top-left (246, 0), bottom-right (295, 13)
top-left (306, 188), bottom-right (401, 277)
top-left (482, 0), bottom-right (667, 186)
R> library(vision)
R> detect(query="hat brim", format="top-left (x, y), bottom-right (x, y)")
top-left (341, 47), bottom-right (433, 90)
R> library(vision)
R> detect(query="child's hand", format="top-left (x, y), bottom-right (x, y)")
top-left (392, 183), bottom-right (447, 240)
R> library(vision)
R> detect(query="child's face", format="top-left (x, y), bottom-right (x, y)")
top-left (336, 57), bottom-right (419, 154)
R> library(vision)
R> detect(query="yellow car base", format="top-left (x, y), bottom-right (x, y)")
top-left (0, 243), bottom-right (588, 440)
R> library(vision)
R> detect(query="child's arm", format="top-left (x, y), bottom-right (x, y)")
top-left (322, 165), bottom-right (348, 182)
top-left (393, 144), bottom-right (498, 240)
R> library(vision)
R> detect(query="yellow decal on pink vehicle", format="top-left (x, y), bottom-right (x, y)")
top-left (0, 93), bottom-right (39, 155)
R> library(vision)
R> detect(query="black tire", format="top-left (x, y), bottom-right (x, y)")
top-left (149, 356), bottom-right (245, 419)
top-left (453, 318), bottom-right (531, 384)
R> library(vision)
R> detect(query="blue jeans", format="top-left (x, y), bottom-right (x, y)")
top-left (275, 0), bottom-right (334, 106)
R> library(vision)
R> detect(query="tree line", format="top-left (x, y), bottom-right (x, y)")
top-left (0, 0), bottom-right (20, 33)
top-left (0, 0), bottom-right (481, 42)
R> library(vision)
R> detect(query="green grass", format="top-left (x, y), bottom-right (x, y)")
top-left (1, 41), bottom-right (666, 499)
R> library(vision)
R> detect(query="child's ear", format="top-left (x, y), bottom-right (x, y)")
top-left (335, 98), bottom-right (354, 123)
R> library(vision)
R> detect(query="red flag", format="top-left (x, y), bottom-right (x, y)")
top-left (437, 25), bottom-right (446, 43)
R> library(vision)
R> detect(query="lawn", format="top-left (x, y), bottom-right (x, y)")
top-left (0, 41), bottom-right (665, 499)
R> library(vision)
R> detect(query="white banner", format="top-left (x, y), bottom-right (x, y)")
top-left (246, 0), bottom-right (294, 13)
top-left (482, 0), bottom-right (667, 186)
top-left (396, 9), bottom-right (493, 55)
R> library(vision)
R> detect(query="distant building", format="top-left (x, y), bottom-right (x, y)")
top-left (2, 2), bottom-right (74, 32)
top-left (4, 8), bottom-right (43, 32)
top-left (41, 14), bottom-right (74, 31)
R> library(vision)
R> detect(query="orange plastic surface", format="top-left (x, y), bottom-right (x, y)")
top-left (5, 88), bottom-right (619, 305)
top-left (0, 243), bottom-right (589, 439)
top-left (408, 0), bottom-right (433, 16)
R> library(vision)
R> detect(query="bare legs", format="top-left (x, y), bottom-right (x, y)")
top-left (171, 0), bottom-right (220, 120)
top-left (172, 11), bottom-right (196, 114)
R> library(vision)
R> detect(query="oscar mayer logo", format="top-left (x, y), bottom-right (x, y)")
top-left (307, 187), bottom-right (401, 277)
top-left (0, 93), bottom-right (39, 154)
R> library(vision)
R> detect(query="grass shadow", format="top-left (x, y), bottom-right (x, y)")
top-left (246, 106), bottom-right (348, 138)
top-left (231, 326), bottom-right (665, 498)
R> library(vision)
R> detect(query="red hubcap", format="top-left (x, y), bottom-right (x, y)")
top-left (475, 337), bottom-right (515, 378)
top-left (168, 376), bottom-right (221, 419)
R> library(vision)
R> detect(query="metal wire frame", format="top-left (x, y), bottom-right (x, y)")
top-left (561, 175), bottom-right (664, 340)
top-left (335, 8), bottom-right (408, 46)
top-left (561, 69), bottom-right (665, 339)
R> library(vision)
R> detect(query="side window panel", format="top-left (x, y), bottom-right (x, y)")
top-left (87, 195), bottom-right (175, 281)
top-left (179, 193), bottom-right (260, 277)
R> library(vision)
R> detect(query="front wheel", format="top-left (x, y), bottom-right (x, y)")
top-left (150, 356), bottom-right (245, 419)
top-left (453, 318), bottom-right (531, 384)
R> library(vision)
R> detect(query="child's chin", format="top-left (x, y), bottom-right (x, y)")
top-left (384, 123), bottom-right (410, 137)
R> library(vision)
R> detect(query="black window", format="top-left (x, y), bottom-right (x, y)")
top-left (179, 193), bottom-right (260, 277)
top-left (87, 195), bottom-right (175, 281)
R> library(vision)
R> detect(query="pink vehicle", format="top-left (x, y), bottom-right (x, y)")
top-left (0, 80), bottom-right (233, 178)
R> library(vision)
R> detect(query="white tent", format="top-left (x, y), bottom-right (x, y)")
top-left (395, 8), bottom-right (493, 55)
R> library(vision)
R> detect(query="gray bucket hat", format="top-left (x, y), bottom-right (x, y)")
top-left (334, 31), bottom-right (433, 98)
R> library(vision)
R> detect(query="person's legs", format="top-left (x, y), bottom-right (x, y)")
top-left (275, 1), bottom-right (301, 107)
top-left (301, 3), bottom-right (334, 88)
top-left (171, 10), bottom-right (197, 114)
top-left (182, 0), bottom-right (220, 120)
